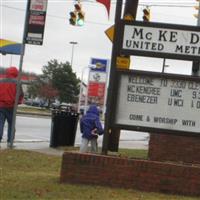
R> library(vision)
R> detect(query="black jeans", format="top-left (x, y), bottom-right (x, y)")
top-left (0, 108), bottom-right (14, 143)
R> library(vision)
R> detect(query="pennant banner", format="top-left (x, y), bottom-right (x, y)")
top-left (96, 0), bottom-right (111, 17)
top-left (0, 39), bottom-right (22, 55)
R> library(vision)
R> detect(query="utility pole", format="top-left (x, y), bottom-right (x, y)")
top-left (69, 41), bottom-right (78, 68)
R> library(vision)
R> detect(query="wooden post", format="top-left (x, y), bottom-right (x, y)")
top-left (107, 0), bottom-right (139, 152)
top-left (102, 0), bottom-right (123, 155)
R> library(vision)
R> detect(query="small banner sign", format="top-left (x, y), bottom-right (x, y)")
top-left (86, 58), bottom-right (109, 109)
top-left (25, 0), bottom-right (48, 45)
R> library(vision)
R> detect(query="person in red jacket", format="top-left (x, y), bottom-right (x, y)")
top-left (0, 66), bottom-right (24, 148)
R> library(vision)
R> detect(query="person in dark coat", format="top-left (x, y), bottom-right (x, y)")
top-left (0, 66), bottom-right (24, 148)
top-left (79, 104), bottom-right (104, 153)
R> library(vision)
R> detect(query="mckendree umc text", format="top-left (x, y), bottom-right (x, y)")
top-left (125, 27), bottom-right (200, 56)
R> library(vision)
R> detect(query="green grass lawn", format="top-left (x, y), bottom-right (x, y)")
top-left (0, 149), bottom-right (199, 200)
top-left (17, 106), bottom-right (51, 114)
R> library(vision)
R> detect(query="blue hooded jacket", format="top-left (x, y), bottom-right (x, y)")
top-left (80, 105), bottom-right (104, 139)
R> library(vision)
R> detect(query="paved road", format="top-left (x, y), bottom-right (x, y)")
top-left (1, 115), bottom-right (149, 151)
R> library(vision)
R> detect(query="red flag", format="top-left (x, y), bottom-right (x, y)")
top-left (96, 0), bottom-right (111, 17)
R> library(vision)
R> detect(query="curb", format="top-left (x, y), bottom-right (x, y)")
top-left (17, 111), bottom-right (51, 117)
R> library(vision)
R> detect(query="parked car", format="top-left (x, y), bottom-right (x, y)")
top-left (51, 102), bottom-right (77, 113)
top-left (51, 102), bottom-right (60, 109)
top-left (24, 98), bottom-right (47, 107)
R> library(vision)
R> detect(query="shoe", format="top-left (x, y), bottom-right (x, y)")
top-left (7, 142), bottom-right (16, 149)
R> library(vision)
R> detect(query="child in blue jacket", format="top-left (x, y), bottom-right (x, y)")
top-left (79, 104), bottom-right (104, 153)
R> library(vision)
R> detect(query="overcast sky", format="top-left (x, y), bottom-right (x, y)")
top-left (0, 0), bottom-right (198, 79)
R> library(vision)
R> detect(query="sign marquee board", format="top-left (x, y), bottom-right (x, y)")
top-left (25, 0), bottom-right (48, 45)
top-left (119, 21), bottom-right (200, 61)
top-left (88, 71), bottom-right (106, 97)
top-left (115, 70), bottom-right (200, 135)
top-left (86, 58), bottom-right (109, 110)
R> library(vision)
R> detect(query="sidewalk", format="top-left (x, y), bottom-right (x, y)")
top-left (0, 141), bottom-right (65, 156)
top-left (0, 111), bottom-right (149, 156)
top-left (0, 138), bottom-right (149, 157)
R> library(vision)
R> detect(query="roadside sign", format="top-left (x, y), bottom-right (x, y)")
top-left (116, 56), bottom-right (130, 69)
top-left (104, 15), bottom-right (134, 43)
top-left (115, 70), bottom-right (200, 135)
top-left (120, 21), bottom-right (200, 61)
top-left (25, 0), bottom-right (48, 45)
top-left (105, 25), bottom-right (115, 43)
top-left (89, 71), bottom-right (107, 82)
top-left (90, 57), bottom-right (109, 72)
top-left (86, 58), bottom-right (109, 114)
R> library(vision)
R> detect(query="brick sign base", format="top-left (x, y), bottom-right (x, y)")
top-left (148, 134), bottom-right (200, 164)
top-left (60, 152), bottom-right (200, 196)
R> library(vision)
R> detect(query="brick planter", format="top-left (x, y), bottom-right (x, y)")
top-left (60, 152), bottom-right (200, 196)
top-left (148, 133), bottom-right (200, 164)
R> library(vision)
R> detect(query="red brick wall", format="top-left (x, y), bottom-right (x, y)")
top-left (148, 133), bottom-right (200, 164)
top-left (60, 152), bottom-right (200, 196)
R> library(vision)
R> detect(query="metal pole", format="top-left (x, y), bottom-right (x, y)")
top-left (69, 41), bottom-right (78, 68)
top-left (102, 59), bottom-right (110, 119)
top-left (77, 66), bottom-right (88, 113)
top-left (10, 0), bottom-right (31, 148)
top-left (84, 67), bottom-right (90, 114)
top-left (10, 55), bottom-right (13, 66)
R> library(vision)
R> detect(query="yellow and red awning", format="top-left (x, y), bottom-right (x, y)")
top-left (0, 39), bottom-right (22, 55)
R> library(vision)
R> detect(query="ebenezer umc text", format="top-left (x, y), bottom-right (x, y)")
top-left (126, 77), bottom-right (161, 104)
top-left (125, 27), bottom-right (200, 55)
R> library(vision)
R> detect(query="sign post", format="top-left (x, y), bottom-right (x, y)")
top-left (10, 0), bottom-right (48, 148)
top-left (10, 0), bottom-right (31, 148)
top-left (104, 0), bottom-right (139, 153)
top-left (102, 0), bottom-right (123, 154)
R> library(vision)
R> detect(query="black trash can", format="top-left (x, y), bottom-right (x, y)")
top-left (50, 105), bottom-right (79, 147)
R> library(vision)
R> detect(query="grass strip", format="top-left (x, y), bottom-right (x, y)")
top-left (0, 149), bottom-right (199, 200)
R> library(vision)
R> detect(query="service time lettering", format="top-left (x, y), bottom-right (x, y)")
top-left (115, 73), bottom-right (200, 134)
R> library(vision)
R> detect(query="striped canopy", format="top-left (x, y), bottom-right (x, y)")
top-left (0, 39), bottom-right (22, 55)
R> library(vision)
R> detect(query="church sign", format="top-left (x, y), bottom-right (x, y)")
top-left (115, 70), bottom-right (200, 135)
top-left (120, 21), bottom-right (200, 61)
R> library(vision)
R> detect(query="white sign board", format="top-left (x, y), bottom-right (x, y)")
top-left (89, 71), bottom-right (107, 83)
top-left (30, 0), bottom-right (48, 11)
top-left (121, 21), bottom-right (200, 60)
top-left (25, 0), bottom-right (48, 45)
top-left (115, 71), bottom-right (200, 134)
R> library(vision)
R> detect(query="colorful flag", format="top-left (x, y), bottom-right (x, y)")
top-left (96, 0), bottom-right (111, 17)
top-left (0, 39), bottom-right (22, 55)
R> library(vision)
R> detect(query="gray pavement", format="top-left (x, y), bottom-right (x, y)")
top-left (0, 114), bottom-right (149, 156)
top-left (0, 136), bottom-right (149, 156)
